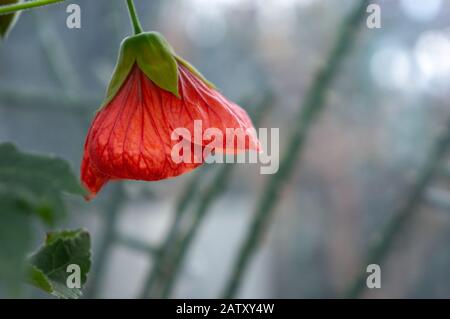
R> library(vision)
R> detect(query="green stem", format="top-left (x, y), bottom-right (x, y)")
top-left (84, 184), bottom-right (125, 298)
top-left (125, 0), bottom-right (143, 35)
top-left (116, 232), bottom-right (160, 255)
top-left (221, 0), bottom-right (371, 299)
top-left (159, 165), bottom-right (233, 298)
top-left (345, 117), bottom-right (450, 298)
top-left (138, 167), bottom-right (209, 299)
top-left (0, 0), bottom-right (64, 16)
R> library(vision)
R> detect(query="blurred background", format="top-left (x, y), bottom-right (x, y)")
top-left (2, 0), bottom-right (450, 298)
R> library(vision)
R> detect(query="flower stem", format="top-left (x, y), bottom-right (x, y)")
top-left (125, 0), bottom-right (143, 35)
top-left (0, 0), bottom-right (64, 16)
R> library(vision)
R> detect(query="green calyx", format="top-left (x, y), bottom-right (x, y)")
top-left (175, 54), bottom-right (216, 90)
top-left (101, 32), bottom-right (216, 109)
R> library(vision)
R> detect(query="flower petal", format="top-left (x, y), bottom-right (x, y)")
top-left (81, 62), bottom-right (261, 199)
top-left (164, 64), bottom-right (261, 153)
top-left (80, 137), bottom-right (109, 200)
top-left (85, 65), bottom-right (202, 184)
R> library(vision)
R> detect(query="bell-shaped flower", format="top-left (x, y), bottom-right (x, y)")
top-left (81, 32), bottom-right (260, 199)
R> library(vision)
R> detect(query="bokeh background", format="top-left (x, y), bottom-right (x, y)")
top-left (2, 0), bottom-right (450, 298)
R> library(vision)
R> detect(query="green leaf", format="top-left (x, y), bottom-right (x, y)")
top-left (0, 143), bottom-right (86, 225)
top-left (0, 0), bottom-right (23, 39)
top-left (0, 143), bottom-right (87, 296)
top-left (28, 265), bottom-right (52, 293)
top-left (0, 194), bottom-right (32, 293)
top-left (0, 143), bottom-right (85, 195)
top-left (28, 229), bottom-right (91, 299)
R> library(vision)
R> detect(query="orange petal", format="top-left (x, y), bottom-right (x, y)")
top-left (81, 63), bottom-right (261, 199)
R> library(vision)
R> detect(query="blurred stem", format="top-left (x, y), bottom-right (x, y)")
top-left (138, 168), bottom-right (209, 298)
top-left (149, 95), bottom-right (274, 299)
top-left (159, 165), bottom-right (233, 298)
top-left (0, 88), bottom-right (95, 111)
top-left (29, 9), bottom-right (91, 123)
top-left (84, 184), bottom-right (125, 298)
top-left (221, 0), bottom-right (370, 299)
top-left (425, 187), bottom-right (450, 211)
top-left (0, 0), bottom-right (64, 15)
top-left (34, 11), bottom-right (81, 95)
top-left (109, 0), bottom-right (125, 43)
top-left (116, 232), bottom-right (160, 255)
top-left (125, 0), bottom-right (143, 35)
top-left (345, 119), bottom-right (450, 298)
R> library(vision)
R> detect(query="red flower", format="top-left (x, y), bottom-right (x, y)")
top-left (81, 32), bottom-right (260, 200)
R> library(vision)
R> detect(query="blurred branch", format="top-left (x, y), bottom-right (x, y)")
top-left (116, 231), bottom-right (159, 255)
top-left (108, 0), bottom-right (126, 43)
top-left (0, 13), bottom-right (97, 113)
top-left (34, 11), bottom-right (82, 94)
top-left (84, 184), bottom-right (125, 299)
top-left (29, 13), bottom-right (120, 299)
top-left (0, 0), bottom-right (64, 16)
top-left (138, 94), bottom-right (269, 299)
top-left (440, 163), bottom-right (450, 177)
top-left (144, 94), bottom-right (274, 299)
top-left (221, 0), bottom-right (371, 299)
top-left (0, 13), bottom-right (96, 112)
top-left (425, 187), bottom-right (450, 212)
top-left (158, 164), bottom-right (234, 298)
top-left (345, 119), bottom-right (450, 298)
top-left (138, 167), bottom-right (210, 298)
top-left (0, 88), bottom-right (96, 111)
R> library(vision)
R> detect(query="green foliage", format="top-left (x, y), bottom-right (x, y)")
top-left (28, 229), bottom-right (91, 299)
top-left (0, 0), bottom-right (23, 39)
top-left (0, 194), bottom-right (32, 293)
top-left (0, 143), bottom-right (90, 297)
top-left (0, 143), bottom-right (85, 224)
